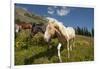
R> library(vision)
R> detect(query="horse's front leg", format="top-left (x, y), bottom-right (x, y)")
top-left (57, 43), bottom-right (62, 63)
top-left (72, 38), bottom-right (75, 48)
top-left (67, 40), bottom-right (70, 58)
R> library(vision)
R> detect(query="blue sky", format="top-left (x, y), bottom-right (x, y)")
top-left (15, 3), bottom-right (94, 31)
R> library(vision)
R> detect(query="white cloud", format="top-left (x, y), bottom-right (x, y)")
top-left (48, 10), bottom-right (54, 15)
top-left (47, 6), bottom-right (70, 16)
top-left (48, 7), bottom-right (53, 10)
top-left (47, 7), bottom-right (55, 15)
top-left (57, 7), bottom-right (70, 16)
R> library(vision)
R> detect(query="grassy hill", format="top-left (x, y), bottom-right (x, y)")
top-left (15, 30), bottom-right (94, 65)
top-left (15, 7), bottom-right (47, 24)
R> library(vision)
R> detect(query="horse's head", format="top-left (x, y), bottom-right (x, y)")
top-left (44, 23), bottom-right (56, 43)
top-left (46, 17), bottom-right (60, 31)
top-left (44, 22), bottom-right (63, 49)
top-left (45, 17), bottom-right (59, 43)
top-left (45, 17), bottom-right (66, 43)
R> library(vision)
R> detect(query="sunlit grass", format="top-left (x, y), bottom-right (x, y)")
top-left (15, 30), bottom-right (94, 65)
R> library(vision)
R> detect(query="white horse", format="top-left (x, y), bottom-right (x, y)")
top-left (44, 17), bottom-right (75, 62)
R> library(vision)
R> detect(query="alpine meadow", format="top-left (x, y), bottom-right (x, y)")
top-left (14, 3), bottom-right (94, 65)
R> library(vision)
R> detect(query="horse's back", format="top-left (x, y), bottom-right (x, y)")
top-left (65, 27), bottom-right (75, 39)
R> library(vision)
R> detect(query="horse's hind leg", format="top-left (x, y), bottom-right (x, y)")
top-left (70, 38), bottom-right (75, 51)
top-left (72, 38), bottom-right (75, 48)
top-left (70, 39), bottom-right (73, 51)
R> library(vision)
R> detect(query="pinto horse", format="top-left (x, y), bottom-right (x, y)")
top-left (44, 17), bottom-right (75, 62)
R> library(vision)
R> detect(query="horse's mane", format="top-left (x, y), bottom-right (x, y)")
top-left (46, 17), bottom-right (68, 37)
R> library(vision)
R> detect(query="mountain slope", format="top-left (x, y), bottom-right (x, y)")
top-left (15, 7), bottom-right (47, 24)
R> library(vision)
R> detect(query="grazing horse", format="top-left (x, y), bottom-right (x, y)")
top-left (15, 22), bottom-right (32, 33)
top-left (17, 22), bottom-right (32, 29)
top-left (31, 23), bottom-right (47, 36)
top-left (44, 17), bottom-right (75, 62)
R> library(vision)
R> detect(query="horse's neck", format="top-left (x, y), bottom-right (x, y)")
top-left (56, 23), bottom-right (69, 40)
top-left (55, 28), bottom-right (66, 43)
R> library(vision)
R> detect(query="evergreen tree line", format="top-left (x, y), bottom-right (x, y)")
top-left (75, 26), bottom-right (94, 37)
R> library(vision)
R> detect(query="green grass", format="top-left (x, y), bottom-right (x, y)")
top-left (15, 30), bottom-right (94, 65)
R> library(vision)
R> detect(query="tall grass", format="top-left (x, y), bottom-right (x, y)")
top-left (15, 30), bottom-right (94, 65)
